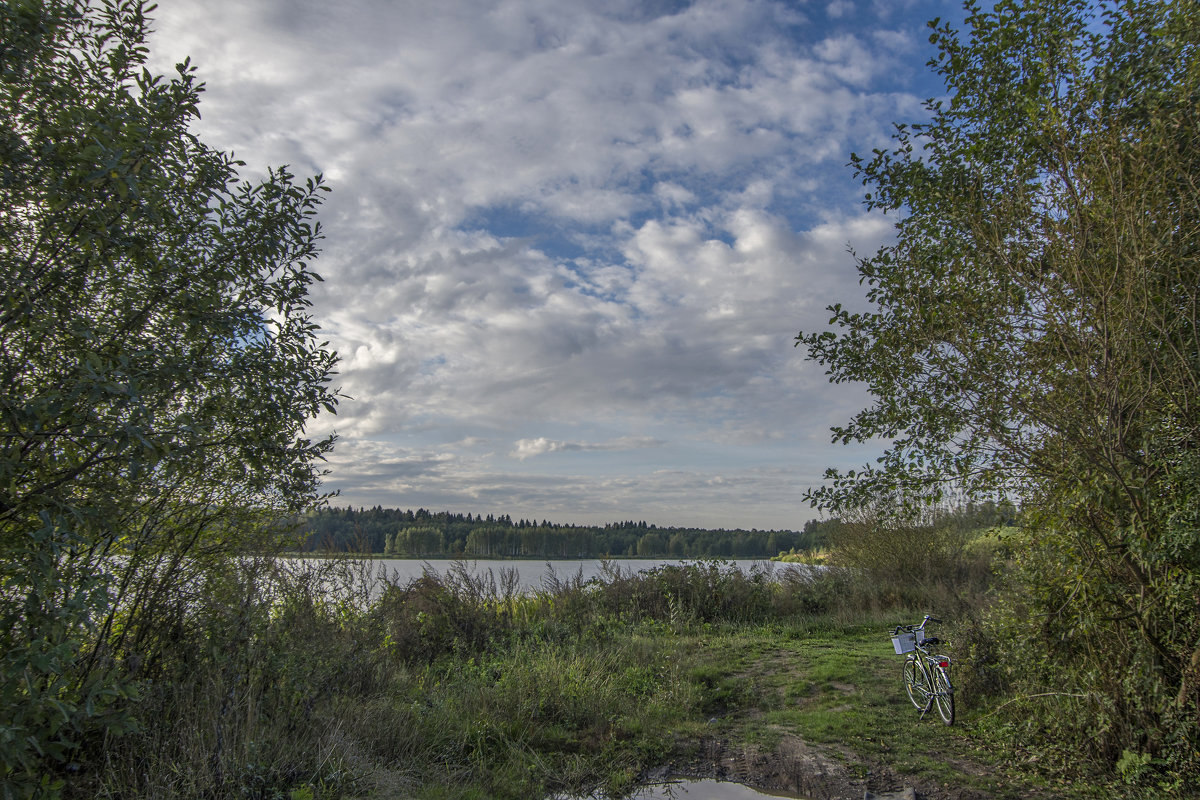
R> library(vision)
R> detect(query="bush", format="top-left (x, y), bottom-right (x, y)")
top-left (968, 522), bottom-right (1200, 786)
top-left (1, 1), bottom-right (337, 792)
top-left (824, 506), bottom-right (996, 615)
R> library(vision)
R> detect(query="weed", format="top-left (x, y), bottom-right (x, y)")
top-left (34, 549), bottom-right (1132, 798)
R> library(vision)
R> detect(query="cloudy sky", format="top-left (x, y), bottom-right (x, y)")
top-left (148, 0), bottom-right (960, 530)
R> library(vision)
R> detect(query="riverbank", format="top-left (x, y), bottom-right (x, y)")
top-left (61, 559), bottom-right (1125, 799)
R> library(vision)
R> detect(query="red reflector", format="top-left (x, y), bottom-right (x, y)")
top-left (938, 661), bottom-right (950, 668)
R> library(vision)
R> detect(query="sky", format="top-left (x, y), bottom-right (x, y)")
top-left (147, 0), bottom-right (962, 531)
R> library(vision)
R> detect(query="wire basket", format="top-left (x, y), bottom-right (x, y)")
top-left (891, 632), bottom-right (916, 654)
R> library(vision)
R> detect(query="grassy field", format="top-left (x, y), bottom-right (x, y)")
top-left (669, 617), bottom-right (1102, 799)
top-left (60, 559), bottom-right (1138, 799)
top-left (347, 611), bottom-right (1113, 799)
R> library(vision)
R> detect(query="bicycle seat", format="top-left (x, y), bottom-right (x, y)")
top-left (920, 636), bottom-right (940, 646)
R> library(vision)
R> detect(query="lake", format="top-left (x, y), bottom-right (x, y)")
top-left (554, 777), bottom-right (808, 799)
top-left (334, 557), bottom-right (817, 594)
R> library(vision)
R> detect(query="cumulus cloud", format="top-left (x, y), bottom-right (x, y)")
top-left (147, 0), bottom-right (953, 528)
top-left (511, 436), bottom-right (665, 460)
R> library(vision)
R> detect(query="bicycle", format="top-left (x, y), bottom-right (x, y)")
top-left (890, 615), bottom-right (954, 725)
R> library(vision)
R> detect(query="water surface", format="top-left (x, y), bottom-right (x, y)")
top-left (370, 557), bottom-right (814, 592)
top-left (557, 778), bottom-right (807, 799)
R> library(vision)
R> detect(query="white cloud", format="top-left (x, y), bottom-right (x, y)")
top-left (147, 0), bottom-right (954, 528)
top-left (826, 1), bottom-right (856, 19)
top-left (511, 436), bottom-right (665, 460)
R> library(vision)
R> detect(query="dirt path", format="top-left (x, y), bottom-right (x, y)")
top-left (655, 731), bottom-right (997, 800)
top-left (651, 638), bottom-right (1023, 800)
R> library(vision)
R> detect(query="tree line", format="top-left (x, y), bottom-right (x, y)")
top-left (298, 506), bottom-right (814, 558)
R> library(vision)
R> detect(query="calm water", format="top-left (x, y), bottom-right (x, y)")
top-left (367, 557), bottom-right (814, 593)
top-left (555, 778), bottom-right (807, 799)
top-left (632, 780), bottom-right (806, 799)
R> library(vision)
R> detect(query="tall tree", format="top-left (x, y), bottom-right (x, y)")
top-left (0, 0), bottom-right (338, 787)
top-left (798, 0), bottom-right (1199, 778)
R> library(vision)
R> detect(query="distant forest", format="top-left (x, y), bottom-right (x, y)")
top-left (296, 507), bottom-right (844, 558)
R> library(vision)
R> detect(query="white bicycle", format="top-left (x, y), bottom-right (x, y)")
top-left (890, 615), bottom-right (955, 725)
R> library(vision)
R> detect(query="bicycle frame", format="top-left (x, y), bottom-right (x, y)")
top-left (893, 615), bottom-right (955, 725)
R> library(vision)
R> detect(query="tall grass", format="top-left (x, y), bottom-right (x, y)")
top-left (56, 558), bottom-right (862, 799)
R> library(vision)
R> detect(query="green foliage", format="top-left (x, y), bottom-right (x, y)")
top-left (0, 523), bottom-right (133, 797)
top-left (0, 0), bottom-right (337, 791)
top-left (797, 0), bottom-right (1200, 781)
top-left (37, 541), bottom-right (1100, 798)
top-left (336, 563), bottom-right (889, 797)
top-left (74, 557), bottom-right (860, 798)
top-left (824, 505), bottom-right (996, 613)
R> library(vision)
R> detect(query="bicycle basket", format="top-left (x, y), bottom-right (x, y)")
top-left (891, 632), bottom-right (916, 654)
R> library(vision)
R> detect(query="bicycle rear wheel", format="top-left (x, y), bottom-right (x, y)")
top-left (903, 656), bottom-right (929, 710)
top-left (931, 666), bottom-right (955, 725)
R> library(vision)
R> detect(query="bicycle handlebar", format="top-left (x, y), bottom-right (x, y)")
top-left (894, 616), bottom-right (943, 635)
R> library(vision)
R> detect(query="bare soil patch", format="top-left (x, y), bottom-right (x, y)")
top-left (657, 732), bottom-right (998, 800)
top-left (651, 636), bottom-right (1029, 800)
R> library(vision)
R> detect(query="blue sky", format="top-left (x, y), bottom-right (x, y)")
top-left (149, 0), bottom-right (963, 530)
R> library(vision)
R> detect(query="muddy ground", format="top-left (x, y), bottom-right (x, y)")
top-left (654, 733), bottom-right (995, 800)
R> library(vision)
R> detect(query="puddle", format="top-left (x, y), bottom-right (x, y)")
top-left (631, 780), bottom-right (806, 799)
top-left (556, 778), bottom-right (807, 799)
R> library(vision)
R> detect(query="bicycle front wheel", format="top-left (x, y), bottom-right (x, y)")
top-left (903, 656), bottom-right (930, 710)
top-left (931, 666), bottom-right (955, 725)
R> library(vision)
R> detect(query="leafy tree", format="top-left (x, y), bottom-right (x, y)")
top-left (635, 531), bottom-right (666, 556)
top-left (0, 0), bottom-right (337, 789)
top-left (798, 0), bottom-right (1199, 780)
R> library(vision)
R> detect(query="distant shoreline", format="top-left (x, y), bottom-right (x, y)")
top-left (279, 552), bottom-right (768, 561)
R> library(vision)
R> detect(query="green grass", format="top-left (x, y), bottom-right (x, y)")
top-left (63, 560), bottom-right (1136, 800)
top-left (670, 617), bottom-right (1116, 800)
top-left (333, 624), bottom-right (710, 800)
top-left (355, 615), bottom-right (1015, 799)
